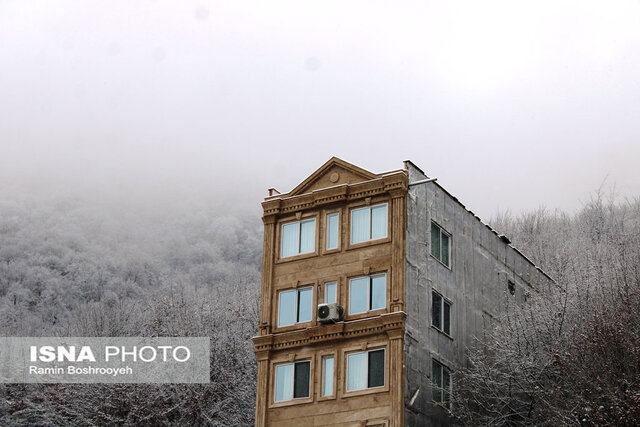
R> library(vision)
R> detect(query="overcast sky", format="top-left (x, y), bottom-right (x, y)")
top-left (1, 1), bottom-right (639, 219)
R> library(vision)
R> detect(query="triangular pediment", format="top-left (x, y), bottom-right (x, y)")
top-left (287, 157), bottom-right (378, 197)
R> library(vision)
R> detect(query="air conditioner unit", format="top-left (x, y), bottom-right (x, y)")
top-left (317, 303), bottom-right (344, 324)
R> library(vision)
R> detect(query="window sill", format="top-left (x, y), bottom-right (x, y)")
top-left (270, 396), bottom-right (314, 409)
top-left (276, 251), bottom-right (318, 264)
top-left (322, 246), bottom-right (341, 255)
top-left (317, 394), bottom-right (336, 402)
top-left (429, 254), bottom-right (451, 270)
top-left (342, 384), bottom-right (389, 399)
top-left (274, 322), bottom-right (314, 334)
top-left (345, 308), bottom-right (387, 322)
top-left (346, 236), bottom-right (391, 251)
top-left (431, 325), bottom-right (453, 340)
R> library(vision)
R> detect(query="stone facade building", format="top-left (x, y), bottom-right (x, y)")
top-left (253, 157), bottom-right (553, 426)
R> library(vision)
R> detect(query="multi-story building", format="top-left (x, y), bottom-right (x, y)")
top-left (253, 157), bottom-right (553, 426)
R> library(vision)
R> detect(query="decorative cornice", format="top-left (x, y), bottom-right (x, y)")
top-left (261, 172), bottom-right (408, 217)
top-left (252, 312), bottom-right (406, 354)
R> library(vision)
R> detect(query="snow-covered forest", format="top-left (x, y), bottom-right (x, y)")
top-left (0, 191), bottom-right (262, 425)
top-left (1, 189), bottom-right (638, 426)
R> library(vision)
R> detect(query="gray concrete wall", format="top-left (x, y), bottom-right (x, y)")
top-left (403, 161), bottom-right (554, 426)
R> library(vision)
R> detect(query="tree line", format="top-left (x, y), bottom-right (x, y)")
top-left (0, 193), bottom-right (261, 425)
top-left (1, 189), bottom-right (638, 425)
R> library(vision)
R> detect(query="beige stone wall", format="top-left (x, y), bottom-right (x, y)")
top-left (254, 158), bottom-right (407, 427)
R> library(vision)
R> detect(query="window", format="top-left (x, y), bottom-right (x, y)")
top-left (325, 281), bottom-right (337, 304)
top-left (432, 359), bottom-right (451, 405)
top-left (430, 221), bottom-right (450, 267)
top-left (346, 349), bottom-right (385, 391)
top-left (432, 291), bottom-right (451, 335)
top-left (278, 287), bottom-right (313, 327)
top-left (274, 360), bottom-right (311, 402)
top-left (351, 204), bottom-right (388, 244)
top-left (326, 213), bottom-right (339, 250)
top-left (281, 218), bottom-right (316, 258)
top-left (322, 355), bottom-right (334, 396)
top-left (349, 274), bottom-right (386, 314)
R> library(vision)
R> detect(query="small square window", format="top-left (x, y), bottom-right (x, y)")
top-left (278, 287), bottom-right (313, 327)
top-left (430, 221), bottom-right (451, 267)
top-left (346, 349), bottom-right (385, 391)
top-left (281, 219), bottom-right (316, 258)
top-left (431, 291), bottom-right (451, 336)
top-left (275, 360), bottom-right (311, 402)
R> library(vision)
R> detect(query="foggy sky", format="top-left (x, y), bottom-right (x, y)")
top-left (1, 1), bottom-right (639, 220)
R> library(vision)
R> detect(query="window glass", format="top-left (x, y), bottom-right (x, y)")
top-left (327, 213), bottom-right (339, 250)
top-left (282, 223), bottom-right (299, 258)
top-left (351, 208), bottom-right (369, 244)
top-left (281, 219), bottom-right (316, 258)
top-left (351, 204), bottom-right (387, 244)
top-left (432, 359), bottom-right (451, 405)
top-left (349, 274), bottom-right (387, 314)
top-left (432, 292), bottom-right (442, 330)
top-left (370, 205), bottom-right (387, 240)
top-left (432, 291), bottom-right (452, 335)
top-left (443, 301), bottom-right (451, 335)
top-left (443, 368), bottom-right (451, 403)
top-left (279, 288), bottom-right (313, 327)
top-left (299, 220), bottom-right (316, 254)
top-left (349, 277), bottom-right (368, 314)
top-left (430, 221), bottom-right (451, 267)
top-left (275, 363), bottom-right (294, 402)
top-left (278, 290), bottom-right (296, 327)
top-left (275, 361), bottom-right (310, 402)
top-left (297, 288), bottom-right (313, 323)
top-left (432, 360), bottom-right (443, 402)
top-left (347, 349), bottom-right (385, 392)
top-left (325, 281), bottom-right (337, 304)
top-left (431, 222), bottom-right (441, 260)
top-left (346, 352), bottom-right (367, 391)
top-left (441, 233), bottom-right (449, 266)
top-left (370, 275), bottom-right (386, 310)
top-left (293, 361), bottom-right (310, 398)
top-left (322, 356), bottom-right (334, 396)
top-left (367, 349), bottom-right (385, 388)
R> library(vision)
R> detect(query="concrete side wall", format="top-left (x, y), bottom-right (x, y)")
top-left (403, 163), bottom-right (554, 426)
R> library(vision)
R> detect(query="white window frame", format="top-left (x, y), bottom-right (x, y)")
top-left (274, 360), bottom-right (311, 402)
top-left (431, 290), bottom-right (452, 336)
top-left (350, 203), bottom-right (388, 244)
top-left (348, 273), bottom-right (387, 315)
top-left (321, 355), bottom-right (335, 397)
top-left (430, 220), bottom-right (451, 268)
top-left (326, 212), bottom-right (339, 250)
top-left (324, 281), bottom-right (337, 304)
top-left (345, 348), bottom-right (386, 392)
top-left (277, 287), bottom-right (313, 327)
top-left (281, 218), bottom-right (316, 258)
